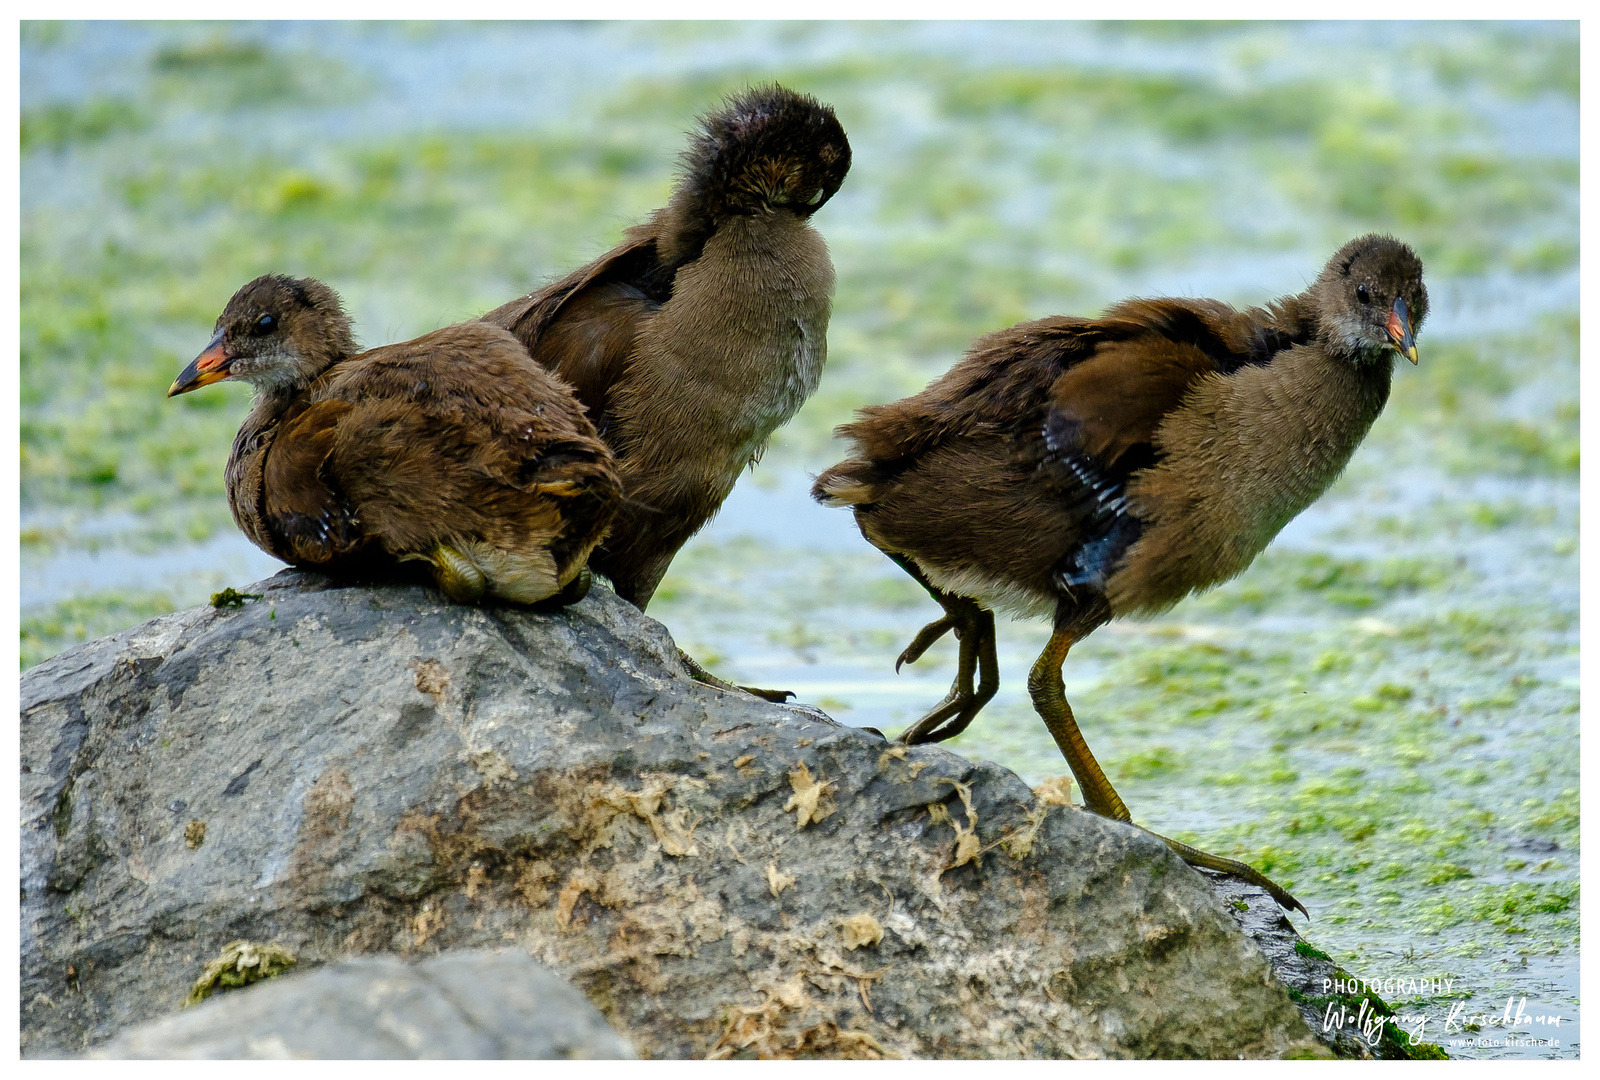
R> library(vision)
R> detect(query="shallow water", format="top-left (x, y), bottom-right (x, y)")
top-left (21, 20), bottom-right (1578, 1058)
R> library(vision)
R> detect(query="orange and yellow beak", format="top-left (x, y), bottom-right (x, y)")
top-left (1387, 296), bottom-right (1418, 365)
top-left (168, 330), bottom-right (232, 396)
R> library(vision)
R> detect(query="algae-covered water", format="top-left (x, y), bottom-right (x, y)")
top-left (21, 21), bottom-right (1578, 1058)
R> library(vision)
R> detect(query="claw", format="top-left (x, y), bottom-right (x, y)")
top-left (738, 685), bottom-right (796, 703)
top-left (896, 615), bottom-right (955, 672)
top-left (678, 649), bottom-right (792, 703)
top-left (898, 691), bottom-right (965, 744)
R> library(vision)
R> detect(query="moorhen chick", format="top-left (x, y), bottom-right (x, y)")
top-left (813, 235), bottom-right (1427, 914)
top-left (483, 84), bottom-right (851, 612)
top-left (170, 274), bottom-right (620, 607)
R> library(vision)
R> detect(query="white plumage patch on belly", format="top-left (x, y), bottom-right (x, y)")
top-left (920, 562), bottom-right (1058, 620)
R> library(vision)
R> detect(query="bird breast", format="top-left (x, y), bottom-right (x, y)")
top-left (1107, 345), bottom-right (1393, 616)
top-left (613, 212), bottom-right (834, 492)
top-left (224, 402), bottom-right (287, 562)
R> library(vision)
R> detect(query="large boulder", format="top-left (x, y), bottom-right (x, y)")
top-left (22, 570), bottom-right (1323, 1058)
top-left (90, 949), bottom-right (634, 1058)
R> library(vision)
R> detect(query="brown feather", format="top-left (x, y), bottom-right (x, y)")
top-left (505, 279), bottom-right (657, 436)
top-left (481, 86), bottom-right (851, 609)
top-left (815, 235), bottom-right (1427, 625)
top-left (261, 399), bottom-right (360, 565)
top-left (213, 297), bottom-right (621, 604)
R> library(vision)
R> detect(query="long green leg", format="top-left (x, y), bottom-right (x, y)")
top-left (1029, 603), bottom-right (1308, 918)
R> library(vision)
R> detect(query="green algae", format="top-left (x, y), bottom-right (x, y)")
top-left (1286, 983), bottom-right (1450, 1060)
top-left (21, 98), bottom-right (146, 152)
top-left (184, 939), bottom-right (298, 1007)
top-left (1423, 27), bottom-right (1579, 100)
top-left (149, 30), bottom-right (368, 110)
top-left (939, 67), bottom-right (1334, 143)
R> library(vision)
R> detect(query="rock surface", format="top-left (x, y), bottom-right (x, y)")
top-left (22, 569), bottom-right (1325, 1059)
top-left (90, 948), bottom-right (634, 1058)
top-left (1209, 877), bottom-right (1444, 1059)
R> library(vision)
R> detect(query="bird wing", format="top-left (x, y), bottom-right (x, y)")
top-left (816, 300), bottom-right (1280, 516)
top-left (1045, 296), bottom-right (1297, 466)
top-left (1043, 333), bottom-right (1221, 466)
top-left (311, 326), bottom-right (620, 558)
top-left (1038, 299), bottom-right (1286, 590)
top-left (260, 398), bottom-right (363, 565)
top-left (833, 317), bottom-right (1117, 467)
top-left (480, 235), bottom-right (664, 436)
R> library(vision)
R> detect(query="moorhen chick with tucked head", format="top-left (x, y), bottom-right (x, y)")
top-left (485, 84), bottom-right (850, 609)
top-left (170, 275), bottom-right (620, 607)
top-left (813, 235), bottom-right (1427, 914)
top-left (483, 85), bottom-right (849, 693)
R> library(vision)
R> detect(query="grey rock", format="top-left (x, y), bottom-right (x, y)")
top-left (22, 569), bottom-right (1324, 1059)
top-left (90, 949), bottom-right (633, 1058)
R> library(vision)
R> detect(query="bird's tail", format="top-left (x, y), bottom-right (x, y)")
top-left (811, 459), bottom-right (879, 508)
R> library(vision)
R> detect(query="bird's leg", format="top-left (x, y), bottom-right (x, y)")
top-left (899, 606), bottom-right (999, 745)
top-left (886, 553), bottom-right (1000, 746)
top-left (1026, 612), bottom-right (1129, 819)
top-left (611, 555), bottom-right (794, 702)
top-left (1028, 603), bottom-right (1308, 918)
top-left (678, 650), bottom-right (795, 703)
top-left (410, 542), bottom-right (486, 604)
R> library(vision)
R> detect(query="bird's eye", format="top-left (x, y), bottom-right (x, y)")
top-left (1356, 284), bottom-right (1371, 304)
top-left (254, 314), bottom-right (277, 335)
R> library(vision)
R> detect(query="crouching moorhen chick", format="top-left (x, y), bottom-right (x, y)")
top-left (813, 235), bottom-right (1427, 914)
top-left (170, 274), bottom-right (620, 608)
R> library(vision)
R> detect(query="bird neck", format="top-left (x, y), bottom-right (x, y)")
top-left (1277, 287), bottom-right (1390, 367)
top-left (1111, 342), bottom-right (1392, 617)
top-left (650, 186), bottom-right (720, 270)
top-left (249, 335), bottom-right (356, 412)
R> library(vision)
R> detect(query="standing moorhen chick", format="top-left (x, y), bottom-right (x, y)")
top-left (170, 274), bottom-right (620, 607)
top-left (483, 84), bottom-right (851, 614)
top-left (813, 235), bottom-right (1427, 914)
